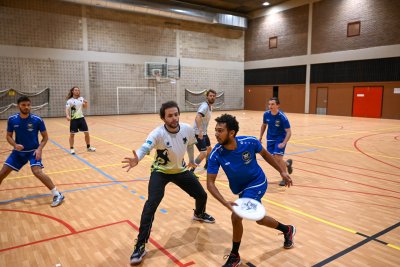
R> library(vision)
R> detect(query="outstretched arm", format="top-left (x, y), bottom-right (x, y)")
top-left (259, 147), bottom-right (292, 187)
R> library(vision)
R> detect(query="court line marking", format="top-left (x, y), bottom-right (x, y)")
top-left (0, 208), bottom-right (76, 233)
top-left (311, 222), bottom-right (400, 266)
top-left (292, 126), bottom-right (400, 142)
top-left (0, 218), bottom-right (194, 267)
top-left (208, 178), bottom-right (400, 251)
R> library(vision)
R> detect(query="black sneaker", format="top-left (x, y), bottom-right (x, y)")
top-left (279, 180), bottom-right (286, 186)
top-left (130, 242), bottom-right (146, 265)
top-left (286, 159), bottom-right (293, 174)
top-left (283, 225), bottom-right (296, 249)
top-left (222, 252), bottom-right (241, 267)
top-left (193, 212), bottom-right (215, 223)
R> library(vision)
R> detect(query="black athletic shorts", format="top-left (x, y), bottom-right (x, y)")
top-left (70, 117), bottom-right (89, 133)
top-left (195, 134), bottom-right (210, 152)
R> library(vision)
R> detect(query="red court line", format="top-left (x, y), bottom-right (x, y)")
top-left (125, 220), bottom-right (195, 267)
top-left (0, 219), bottom-right (194, 266)
top-left (295, 167), bottom-right (400, 195)
top-left (292, 154), bottom-right (400, 177)
top-left (353, 133), bottom-right (400, 170)
top-left (292, 185), bottom-right (400, 200)
top-left (294, 159), bottom-right (400, 184)
top-left (0, 209), bottom-right (76, 233)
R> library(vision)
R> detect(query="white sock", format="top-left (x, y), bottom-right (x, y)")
top-left (51, 187), bottom-right (61, 196)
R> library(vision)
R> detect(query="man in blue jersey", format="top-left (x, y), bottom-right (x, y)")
top-left (259, 97), bottom-right (293, 186)
top-left (207, 114), bottom-right (295, 267)
top-left (0, 96), bottom-right (64, 207)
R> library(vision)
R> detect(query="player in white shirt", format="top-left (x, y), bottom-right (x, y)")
top-left (191, 89), bottom-right (216, 173)
top-left (122, 101), bottom-right (215, 265)
top-left (65, 86), bottom-right (96, 154)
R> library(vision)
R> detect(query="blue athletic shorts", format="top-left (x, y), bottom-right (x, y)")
top-left (4, 150), bottom-right (43, 171)
top-left (239, 179), bottom-right (268, 202)
top-left (267, 140), bottom-right (286, 156)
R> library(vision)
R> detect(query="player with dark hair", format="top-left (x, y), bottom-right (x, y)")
top-left (0, 96), bottom-right (64, 207)
top-left (122, 101), bottom-right (215, 265)
top-left (65, 86), bottom-right (96, 154)
top-left (259, 97), bottom-right (293, 186)
top-left (207, 114), bottom-right (295, 267)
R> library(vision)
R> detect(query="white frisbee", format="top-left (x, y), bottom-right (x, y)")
top-left (232, 198), bottom-right (266, 221)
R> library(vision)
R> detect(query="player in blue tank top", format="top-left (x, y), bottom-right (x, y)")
top-left (207, 114), bottom-right (296, 267)
top-left (0, 96), bottom-right (64, 207)
top-left (259, 97), bottom-right (293, 186)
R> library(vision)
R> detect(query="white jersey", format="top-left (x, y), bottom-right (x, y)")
top-left (193, 101), bottom-right (212, 135)
top-left (143, 123), bottom-right (197, 174)
top-left (66, 97), bottom-right (85, 120)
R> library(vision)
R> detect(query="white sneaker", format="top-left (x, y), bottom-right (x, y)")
top-left (87, 146), bottom-right (96, 152)
top-left (70, 148), bottom-right (75, 154)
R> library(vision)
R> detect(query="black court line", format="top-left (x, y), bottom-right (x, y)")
top-left (246, 262), bottom-right (256, 267)
top-left (312, 222), bottom-right (400, 267)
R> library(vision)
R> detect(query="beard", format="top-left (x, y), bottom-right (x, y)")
top-left (19, 108), bottom-right (30, 115)
top-left (208, 99), bottom-right (215, 104)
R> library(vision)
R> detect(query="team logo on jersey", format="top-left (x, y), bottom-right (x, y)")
top-left (183, 137), bottom-right (187, 144)
top-left (242, 151), bottom-right (251, 164)
top-left (146, 140), bottom-right (153, 145)
top-left (27, 123), bottom-right (34, 132)
top-left (275, 120), bottom-right (281, 127)
top-left (155, 149), bottom-right (170, 166)
top-left (14, 125), bottom-right (19, 128)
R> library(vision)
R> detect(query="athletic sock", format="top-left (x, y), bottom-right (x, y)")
top-left (87, 144), bottom-right (90, 148)
top-left (51, 187), bottom-right (61, 196)
top-left (231, 241), bottom-right (241, 255)
top-left (276, 222), bottom-right (289, 233)
top-left (70, 147), bottom-right (74, 149)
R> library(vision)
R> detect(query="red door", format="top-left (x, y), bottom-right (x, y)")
top-left (352, 87), bottom-right (383, 118)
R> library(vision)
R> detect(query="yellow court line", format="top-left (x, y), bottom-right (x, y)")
top-left (6, 163), bottom-right (125, 180)
top-left (211, 179), bottom-right (400, 251)
top-left (290, 141), bottom-right (400, 160)
top-left (292, 126), bottom-right (400, 143)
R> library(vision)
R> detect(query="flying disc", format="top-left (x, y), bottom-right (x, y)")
top-left (232, 197), bottom-right (266, 221)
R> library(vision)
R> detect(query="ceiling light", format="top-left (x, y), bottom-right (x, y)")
top-left (263, 2), bottom-right (270, 6)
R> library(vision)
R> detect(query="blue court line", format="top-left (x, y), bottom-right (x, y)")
top-left (49, 139), bottom-right (119, 183)
top-left (312, 222), bottom-right (400, 266)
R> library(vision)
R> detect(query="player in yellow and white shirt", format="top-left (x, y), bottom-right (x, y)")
top-left (65, 86), bottom-right (96, 154)
top-left (122, 101), bottom-right (215, 265)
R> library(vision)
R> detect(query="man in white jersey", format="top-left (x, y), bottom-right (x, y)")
top-left (191, 89), bottom-right (216, 173)
top-left (65, 86), bottom-right (96, 154)
top-left (122, 101), bottom-right (215, 265)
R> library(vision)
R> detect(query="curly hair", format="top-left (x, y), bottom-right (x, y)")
top-left (215, 114), bottom-right (239, 136)
top-left (159, 101), bottom-right (180, 119)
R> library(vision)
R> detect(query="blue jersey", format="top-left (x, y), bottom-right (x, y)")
top-left (263, 110), bottom-right (290, 141)
top-left (7, 113), bottom-right (46, 151)
top-left (208, 136), bottom-right (266, 194)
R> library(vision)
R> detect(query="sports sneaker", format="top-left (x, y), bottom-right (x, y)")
top-left (87, 146), bottom-right (96, 152)
top-left (222, 252), bottom-right (241, 267)
top-left (130, 242), bottom-right (146, 265)
top-left (193, 211), bottom-right (215, 223)
top-left (51, 194), bottom-right (65, 207)
top-left (283, 225), bottom-right (296, 249)
top-left (279, 180), bottom-right (286, 186)
top-left (70, 148), bottom-right (75, 154)
top-left (286, 159), bottom-right (293, 174)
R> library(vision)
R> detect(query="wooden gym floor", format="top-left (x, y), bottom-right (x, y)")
top-left (0, 110), bottom-right (399, 266)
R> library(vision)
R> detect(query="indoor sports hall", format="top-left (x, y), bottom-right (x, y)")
top-left (0, 0), bottom-right (399, 266)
